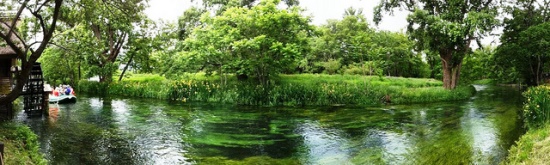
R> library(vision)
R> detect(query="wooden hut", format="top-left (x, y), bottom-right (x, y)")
top-left (0, 36), bottom-right (19, 117)
top-left (0, 14), bottom-right (23, 117)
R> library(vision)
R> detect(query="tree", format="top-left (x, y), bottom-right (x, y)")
top-left (58, 0), bottom-right (148, 83)
top-left (371, 31), bottom-right (428, 78)
top-left (0, 0), bottom-right (63, 105)
top-left (461, 47), bottom-right (495, 83)
top-left (494, 0), bottom-right (550, 85)
top-left (501, 23), bottom-right (550, 85)
top-left (375, 0), bottom-right (499, 89)
top-left (184, 0), bottom-right (312, 84)
top-left (309, 8), bottom-right (372, 73)
top-left (193, 0), bottom-right (299, 14)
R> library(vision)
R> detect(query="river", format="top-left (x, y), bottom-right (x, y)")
top-left (16, 85), bottom-right (525, 164)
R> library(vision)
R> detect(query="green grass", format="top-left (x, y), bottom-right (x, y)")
top-left (505, 85), bottom-right (550, 164)
top-left (505, 124), bottom-right (550, 164)
top-left (0, 122), bottom-right (46, 165)
top-left (80, 73), bottom-right (475, 106)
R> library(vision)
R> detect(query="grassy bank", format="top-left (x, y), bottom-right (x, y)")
top-left (79, 73), bottom-right (475, 106)
top-left (0, 122), bottom-right (46, 164)
top-left (506, 85), bottom-right (550, 164)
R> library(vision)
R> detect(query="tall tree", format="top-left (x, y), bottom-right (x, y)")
top-left (494, 0), bottom-right (550, 85)
top-left (375, 0), bottom-right (499, 89)
top-left (311, 8), bottom-right (372, 67)
top-left (184, 0), bottom-right (312, 84)
top-left (0, 0), bottom-right (64, 105)
top-left (59, 0), bottom-right (148, 83)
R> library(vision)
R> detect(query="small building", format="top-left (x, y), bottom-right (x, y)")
top-left (0, 15), bottom-right (24, 118)
top-left (0, 36), bottom-right (19, 118)
top-left (0, 44), bottom-right (18, 96)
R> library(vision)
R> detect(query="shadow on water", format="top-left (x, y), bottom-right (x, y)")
top-left (15, 85), bottom-right (524, 164)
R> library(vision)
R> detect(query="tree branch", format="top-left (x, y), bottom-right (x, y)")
top-left (7, 0), bottom-right (30, 36)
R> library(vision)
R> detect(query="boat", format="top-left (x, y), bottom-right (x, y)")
top-left (49, 94), bottom-right (77, 104)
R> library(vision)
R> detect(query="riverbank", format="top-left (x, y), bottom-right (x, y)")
top-left (79, 74), bottom-right (475, 106)
top-left (505, 85), bottom-right (550, 164)
top-left (0, 122), bottom-right (46, 164)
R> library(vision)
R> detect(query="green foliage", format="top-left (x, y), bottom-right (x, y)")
top-left (0, 122), bottom-right (47, 165)
top-left (522, 86), bottom-right (550, 129)
top-left (80, 74), bottom-right (474, 106)
top-left (306, 12), bottom-right (428, 78)
top-left (183, 0), bottom-right (313, 84)
top-left (375, 0), bottom-right (499, 89)
top-left (494, 0), bottom-right (550, 86)
top-left (320, 59), bottom-right (342, 75)
top-left (496, 22), bottom-right (550, 86)
top-left (39, 47), bottom-right (81, 86)
top-left (55, 0), bottom-right (149, 83)
top-left (460, 47), bottom-right (495, 84)
top-left (310, 8), bottom-right (372, 67)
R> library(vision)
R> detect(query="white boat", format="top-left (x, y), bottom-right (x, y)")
top-left (49, 94), bottom-right (77, 104)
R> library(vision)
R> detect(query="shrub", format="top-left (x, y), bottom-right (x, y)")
top-left (0, 122), bottom-right (46, 164)
top-left (522, 85), bottom-right (550, 129)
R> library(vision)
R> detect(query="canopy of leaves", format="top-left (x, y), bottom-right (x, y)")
top-left (374, 0), bottom-right (499, 89)
top-left (494, 0), bottom-right (550, 85)
top-left (54, 0), bottom-right (148, 82)
top-left (183, 0), bottom-right (312, 84)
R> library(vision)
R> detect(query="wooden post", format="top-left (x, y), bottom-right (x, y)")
top-left (0, 141), bottom-right (4, 165)
top-left (43, 91), bottom-right (49, 116)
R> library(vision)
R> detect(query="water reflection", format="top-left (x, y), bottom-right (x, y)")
top-left (15, 85), bottom-right (523, 164)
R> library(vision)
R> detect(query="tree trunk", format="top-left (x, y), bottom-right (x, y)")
top-left (119, 53), bottom-right (135, 82)
top-left (441, 54), bottom-right (452, 89)
top-left (451, 61), bottom-right (462, 89)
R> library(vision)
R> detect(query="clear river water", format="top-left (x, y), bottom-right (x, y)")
top-left (16, 85), bottom-right (525, 164)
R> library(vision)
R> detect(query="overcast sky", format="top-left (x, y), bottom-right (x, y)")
top-left (144, 0), bottom-right (499, 46)
top-left (144, 0), bottom-right (408, 32)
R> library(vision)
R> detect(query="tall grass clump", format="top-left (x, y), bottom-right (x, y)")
top-left (78, 80), bottom-right (109, 95)
top-left (522, 85), bottom-right (550, 129)
top-left (79, 74), bottom-right (475, 106)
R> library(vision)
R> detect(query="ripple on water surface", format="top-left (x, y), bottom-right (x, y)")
top-left (16, 85), bottom-right (524, 164)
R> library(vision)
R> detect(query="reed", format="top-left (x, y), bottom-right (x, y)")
top-left (80, 74), bottom-right (475, 106)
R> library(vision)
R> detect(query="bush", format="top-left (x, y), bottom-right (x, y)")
top-left (522, 85), bottom-right (550, 129)
top-left (0, 122), bottom-right (46, 164)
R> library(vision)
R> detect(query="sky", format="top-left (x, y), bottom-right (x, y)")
top-left (144, 0), bottom-right (499, 46)
top-left (144, 0), bottom-right (408, 32)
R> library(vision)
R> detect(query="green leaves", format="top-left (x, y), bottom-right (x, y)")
top-left (376, 0), bottom-right (499, 89)
top-left (182, 0), bottom-right (312, 84)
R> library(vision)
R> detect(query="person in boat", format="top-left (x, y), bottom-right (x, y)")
top-left (65, 85), bottom-right (72, 95)
top-left (69, 85), bottom-right (75, 95)
top-left (52, 87), bottom-right (60, 96)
